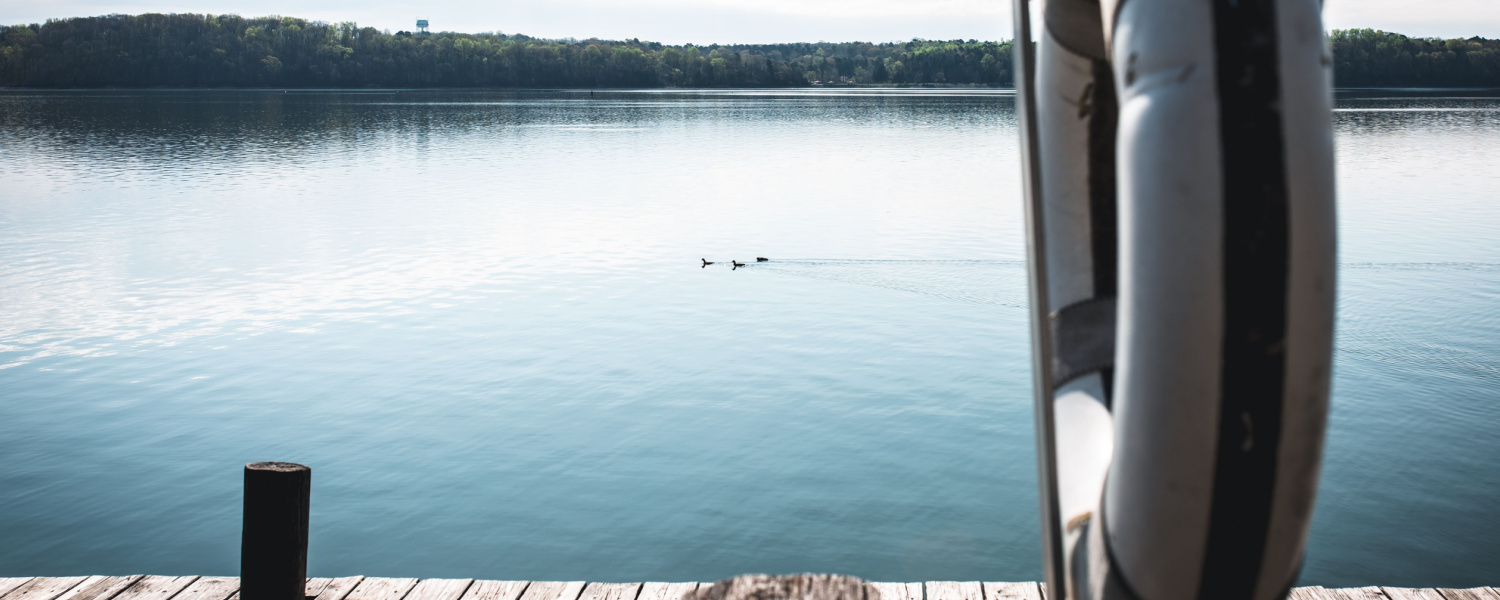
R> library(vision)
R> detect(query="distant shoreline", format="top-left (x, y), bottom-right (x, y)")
top-left (3, 15), bottom-right (1497, 88)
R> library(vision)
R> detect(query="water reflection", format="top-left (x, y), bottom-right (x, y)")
top-left (0, 89), bottom-right (1497, 587)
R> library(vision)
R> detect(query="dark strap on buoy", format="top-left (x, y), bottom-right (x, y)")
top-left (1049, 296), bottom-right (1117, 391)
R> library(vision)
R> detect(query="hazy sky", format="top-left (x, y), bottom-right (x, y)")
top-left (3, 0), bottom-right (1496, 43)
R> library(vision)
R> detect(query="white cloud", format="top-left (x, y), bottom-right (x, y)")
top-left (1324, 0), bottom-right (1500, 38)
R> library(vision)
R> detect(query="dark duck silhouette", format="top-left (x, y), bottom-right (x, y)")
top-left (702, 258), bottom-right (715, 268)
top-left (756, 257), bottom-right (769, 262)
top-left (732, 261), bottom-right (746, 270)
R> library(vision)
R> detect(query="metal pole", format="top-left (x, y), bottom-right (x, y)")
top-left (1010, 1), bottom-right (1066, 597)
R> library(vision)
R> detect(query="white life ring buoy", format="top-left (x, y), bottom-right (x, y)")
top-left (1016, 1), bottom-right (1337, 599)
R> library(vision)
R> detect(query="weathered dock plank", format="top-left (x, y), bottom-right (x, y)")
top-left (3, 577), bottom-right (1491, 600)
top-left (1336, 587), bottom-right (1391, 600)
top-left (636, 582), bottom-right (696, 600)
top-left (926, 581), bottom-right (983, 600)
top-left (113, 576), bottom-right (198, 600)
top-left (517, 582), bottom-right (585, 600)
top-left (868, 583), bottom-right (919, 600)
top-left (173, 578), bottom-right (238, 600)
top-left (1290, 586), bottom-right (1329, 600)
top-left (2, 577), bottom-right (93, 600)
top-left (1292, 586), bottom-right (1406, 600)
top-left (1384, 589), bottom-right (1444, 600)
top-left (458, 581), bottom-right (529, 600)
top-left (306, 579), bottom-right (336, 599)
top-left (577, 583), bottom-right (639, 600)
top-left (0, 579), bottom-right (37, 599)
top-left (1437, 589), bottom-right (1500, 600)
top-left (54, 576), bottom-right (143, 600)
top-left (1290, 587), bottom-right (1367, 600)
top-left (981, 582), bottom-right (1043, 600)
top-left (311, 577), bottom-right (366, 600)
top-left (49, 578), bottom-right (106, 600)
top-left (346, 579), bottom-right (420, 600)
top-left (406, 580), bottom-right (474, 600)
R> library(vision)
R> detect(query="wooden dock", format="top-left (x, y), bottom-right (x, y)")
top-left (0, 576), bottom-right (1495, 600)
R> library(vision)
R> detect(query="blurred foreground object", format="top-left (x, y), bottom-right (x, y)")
top-left (686, 575), bottom-right (876, 600)
top-left (1013, 0), bottom-right (1337, 598)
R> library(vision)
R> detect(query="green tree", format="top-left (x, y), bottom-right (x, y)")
top-left (1329, 29), bottom-right (1500, 87)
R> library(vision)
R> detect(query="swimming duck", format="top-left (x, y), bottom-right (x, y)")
top-left (702, 258), bottom-right (715, 268)
top-left (756, 257), bottom-right (769, 262)
top-left (732, 261), bottom-right (746, 269)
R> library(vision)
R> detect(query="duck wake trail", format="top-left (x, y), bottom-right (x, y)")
top-left (752, 259), bottom-right (1029, 308)
top-left (747, 259), bottom-right (1500, 381)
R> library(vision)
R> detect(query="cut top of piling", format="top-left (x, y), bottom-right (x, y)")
top-left (247, 462), bottom-right (310, 473)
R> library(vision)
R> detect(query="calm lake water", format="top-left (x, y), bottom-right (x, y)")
top-left (1, 89), bottom-right (1497, 587)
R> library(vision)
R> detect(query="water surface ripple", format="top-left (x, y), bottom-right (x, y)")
top-left (1, 89), bottom-right (1497, 587)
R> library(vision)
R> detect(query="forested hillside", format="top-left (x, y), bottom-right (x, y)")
top-left (0, 14), bottom-right (1011, 87)
top-left (2, 14), bottom-right (1497, 88)
top-left (1329, 29), bottom-right (1500, 87)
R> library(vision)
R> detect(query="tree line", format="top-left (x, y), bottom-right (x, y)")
top-left (2, 14), bottom-right (1496, 88)
top-left (0, 14), bottom-right (1011, 88)
top-left (1329, 29), bottom-right (1500, 87)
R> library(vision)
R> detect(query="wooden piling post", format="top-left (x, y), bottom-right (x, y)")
top-left (241, 462), bottom-right (311, 600)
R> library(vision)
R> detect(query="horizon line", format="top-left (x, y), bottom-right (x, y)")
top-left (4, 13), bottom-right (1495, 46)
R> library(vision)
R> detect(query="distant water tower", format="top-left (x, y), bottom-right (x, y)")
top-left (416, 18), bottom-right (430, 36)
